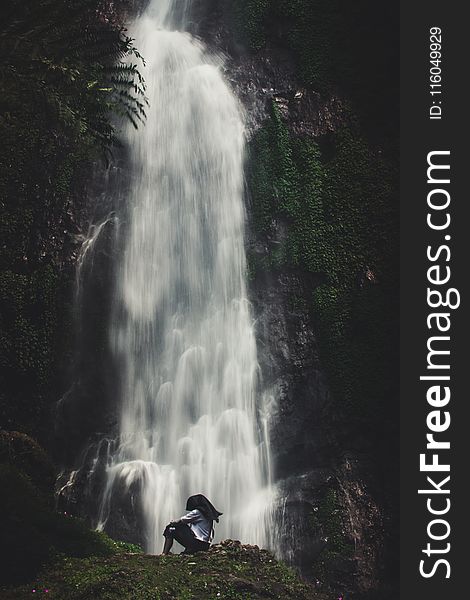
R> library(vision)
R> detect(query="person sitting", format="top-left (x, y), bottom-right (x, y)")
top-left (162, 494), bottom-right (222, 555)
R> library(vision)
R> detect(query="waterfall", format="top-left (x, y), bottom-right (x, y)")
top-left (95, 0), bottom-right (275, 553)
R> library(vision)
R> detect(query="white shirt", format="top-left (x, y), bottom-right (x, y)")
top-left (179, 508), bottom-right (213, 542)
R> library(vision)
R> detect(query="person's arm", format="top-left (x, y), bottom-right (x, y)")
top-left (178, 509), bottom-right (200, 524)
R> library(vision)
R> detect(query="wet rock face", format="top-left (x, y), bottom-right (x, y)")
top-left (54, 213), bottom-right (118, 465)
top-left (102, 0), bottom-right (150, 21)
top-left (250, 267), bottom-right (332, 478)
top-left (227, 53), bottom-right (346, 140)
top-left (98, 475), bottom-right (147, 547)
top-left (244, 165), bottom-right (389, 593)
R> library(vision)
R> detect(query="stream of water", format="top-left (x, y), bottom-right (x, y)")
top-left (95, 0), bottom-right (275, 553)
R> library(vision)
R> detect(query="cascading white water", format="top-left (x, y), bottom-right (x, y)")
top-left (97, 0), bottom-right (275, 553)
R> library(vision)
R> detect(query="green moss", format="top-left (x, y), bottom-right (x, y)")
top-left (318, 490), bottom-right (352, 556)
top-left (1, 541), bottom-right (325, 600)
top-left (309, 489), bottom-right (354, 583)
top-left (248, 104), bottom-right (398, 421)
top-left (309, 128), bottom-right (398, 416)
top-left (0, 264), bottom-right (73, 437)
top-left (231, 0), bottom-right (271, 51)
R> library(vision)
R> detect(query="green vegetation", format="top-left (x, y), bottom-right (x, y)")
top-left (232, 0), bottom-right (271, 51)
top-left (248, 102), bottom-right (398, 422)
top-left (0, 0), bottom-right (146, 440)
top-left (231, 0), bottom-right (398, 142)
top-left (0, 266), bottom-right (65, 435)
top-left (0, 430), bottom-right (143, 586)
top-left (1, 541), bottom-right (324, 600)
top-left (310, 489), bottom-right (354, 581)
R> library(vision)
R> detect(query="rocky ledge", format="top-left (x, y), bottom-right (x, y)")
top-left (1, 540), bottom-right (328, 600)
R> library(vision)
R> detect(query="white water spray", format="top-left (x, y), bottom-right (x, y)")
top-left (97, 0), bottom-right (275, 553)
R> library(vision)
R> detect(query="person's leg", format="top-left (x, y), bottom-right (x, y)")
top-left (174, 525), bottom-right (210, 554)
top-left (162, 536), bottom-right (173, 554)
top-left (162, 524), bottom-right (175, 555)
top-left (172, 522), bottom-right (197, 552)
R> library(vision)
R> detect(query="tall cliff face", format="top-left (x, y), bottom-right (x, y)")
top-left (0, 0), bottom-right (146, 449)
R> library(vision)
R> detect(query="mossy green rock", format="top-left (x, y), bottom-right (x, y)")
top-left (0, 430), bottom-right (56, 494)
top-left (0, 431), bottom-right (140, 586)
top-left (1, 541), bottom-right (326, 600)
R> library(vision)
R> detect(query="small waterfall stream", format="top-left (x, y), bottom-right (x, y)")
top-left (94, 0), bottom-right (276, 553)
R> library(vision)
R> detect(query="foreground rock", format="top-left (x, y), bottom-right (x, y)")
top-left (1, 540), bottom-right (327, 600)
